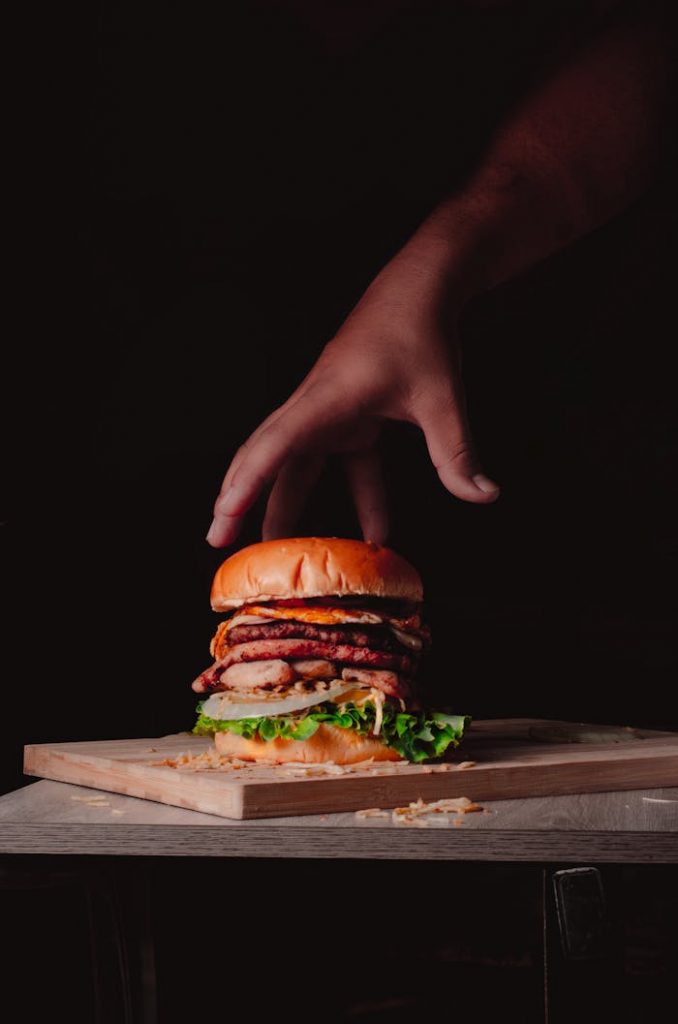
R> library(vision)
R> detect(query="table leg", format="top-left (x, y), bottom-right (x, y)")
top-left (1, 857), bottom-right (158, 1024)
top-left (543, 866), bottom-right (623, 1024)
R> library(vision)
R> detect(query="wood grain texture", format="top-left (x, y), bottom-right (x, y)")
top-left (22, 719), bottom-right (678, 820)
top-left (1, 781), bottom-right (677, 862)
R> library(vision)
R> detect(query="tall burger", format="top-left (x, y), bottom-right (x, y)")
top-left (192, 537), bottom-right (468, 764)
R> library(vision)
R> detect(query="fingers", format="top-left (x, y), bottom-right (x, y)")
top-left (416, 384), bottom-right (500, 504)
top-left (206, 385), bottom-right (332, 547)
top-left (216, 389), bottom-right (309, 502)
top-left (344, 448), bottom-right (389, 544)
top-left (262, 455), bottom-right (326, 540)
top-left (206, 421), bottom-right (296, 547)
top-left (206, 331), bottom-right (499, 549)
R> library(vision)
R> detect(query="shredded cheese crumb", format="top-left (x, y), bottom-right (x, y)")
top-left (283, 763), bottom-right (350, 777)
top-left (391, 795), bottom-right (483, 826)
top-left (370, 688), bottom-right (385, 736)
top-left (428, 761), bottom-right (476, 772)
top-left (355, 808), bottom-right (390, 819)
top-left (151, 750), bottom-right (255, 771)
top-left (392, 815), bottom-right (432, 828)
top-left (281, 758), bottom-right (383, 777)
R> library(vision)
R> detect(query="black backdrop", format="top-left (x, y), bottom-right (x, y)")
top-left (4, 0), bottom-right (677, 796)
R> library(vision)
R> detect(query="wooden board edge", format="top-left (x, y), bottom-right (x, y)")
top-left (239, 753), bottom-right (678, 818)
top-left (23, 745), bottom-right (246, 819)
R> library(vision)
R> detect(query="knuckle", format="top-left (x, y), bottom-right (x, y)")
top-left (213, 493), bottom-right (232, 516)
top-left (433, 440), bottom-right (474, 473)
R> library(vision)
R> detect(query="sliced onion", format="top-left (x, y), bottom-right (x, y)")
top-left (389, 626), bottom-right (423, 650)
top-left (227, 614), bottom-right (276, 627)
top-left (200, 680), bottom-right (357, 721)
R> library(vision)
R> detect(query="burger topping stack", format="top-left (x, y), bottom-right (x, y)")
top-left (191, 538), bottom-right (468, 764)
top-left (193, 597), bottom-right (424, 699)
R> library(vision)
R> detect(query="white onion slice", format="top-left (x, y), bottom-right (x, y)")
top-left (389, 626), bottom-right (423, 650)
top-left (227, 615), bottom-right (276, 627)
top-left (201, 680), bottom-right (356, 720)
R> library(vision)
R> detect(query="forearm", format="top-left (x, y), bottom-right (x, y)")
top-left (386, 1), bottom-right (674, 306)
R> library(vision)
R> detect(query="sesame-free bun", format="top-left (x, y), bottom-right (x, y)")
top-left (210, 537), bottom-right (423, 611)
top-left (214, 723), bottom-right (403, 764)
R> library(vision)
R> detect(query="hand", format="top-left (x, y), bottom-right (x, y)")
top-left (206, 252), bottom-right (500, 548)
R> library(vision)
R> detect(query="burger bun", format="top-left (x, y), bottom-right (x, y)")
top-left (210, 537), bottom-right (423, 610)
top-left (214, 723), bottom-right (403, 764)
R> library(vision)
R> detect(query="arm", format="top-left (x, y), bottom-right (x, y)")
top-left (392, 0), bottom-right (674, 302)
top-left (207, 1), bottom-right (674, 547)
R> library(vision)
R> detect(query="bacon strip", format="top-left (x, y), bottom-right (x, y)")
top-left (193, 639), bottom-right (414, 697)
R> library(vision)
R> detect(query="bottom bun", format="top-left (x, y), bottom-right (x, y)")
top-left (214, 723), bottom-right (403, 765)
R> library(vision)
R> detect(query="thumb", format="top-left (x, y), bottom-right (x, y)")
top-left (416, 386), bottom-right (500, 504)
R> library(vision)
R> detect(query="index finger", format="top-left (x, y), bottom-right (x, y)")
top-left (214, 388), bottom-right (308, 504)
top-left (206, 387), bottom-right (331, 547)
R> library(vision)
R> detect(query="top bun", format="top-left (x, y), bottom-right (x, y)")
top-left (210, 537), bottom-right (423, 610)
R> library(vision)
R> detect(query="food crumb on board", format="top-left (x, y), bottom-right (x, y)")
top-left (70, 795), bottom-right (110, 806)
top-left (147, 754), bottom-right (471, 776)
top-left (282, 758), bottom-right (419, 778)
top-left (111, 809), bottom-right (124, 816)
top-left (354, 796), bottom-right (484, 826)
top-left (143, 752), bottom-right (479, 779)
top-left (150, 752), bottom-right (461, 777)
top-left (283, 762), bottom-right (348, 777)
top-left (150, 751), bottom-right (253, 771)
top-left (429, 760), bottom-right (476, 772)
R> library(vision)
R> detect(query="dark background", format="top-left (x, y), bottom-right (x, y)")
top-left (2, 5), bottom-right (677, 1023)
top-left (3, 0), bottom-right (677, 796)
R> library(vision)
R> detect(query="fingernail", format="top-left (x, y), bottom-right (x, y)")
top-left (206, 519), bottom-right (220, 544)
top-left (472, 473), bottom-right (500, 495)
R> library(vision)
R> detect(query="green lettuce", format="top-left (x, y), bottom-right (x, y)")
top-left (193, 700), bottom-right (469, 763)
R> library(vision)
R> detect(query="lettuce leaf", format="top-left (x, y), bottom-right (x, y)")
top-left (193, 700), bottom-right (469, 763)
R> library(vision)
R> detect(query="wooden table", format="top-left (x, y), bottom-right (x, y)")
top-left (1, 780), bottom-right (677, 1024)
top-left (1, 778), bottom-right (677, 861)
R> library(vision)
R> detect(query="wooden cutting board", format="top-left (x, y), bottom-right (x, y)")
top-left (23, 719), bottom-right (678, 820)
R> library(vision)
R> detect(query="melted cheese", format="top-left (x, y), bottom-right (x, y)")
top-left (242, 604), bottom-right (382, 626)
top-left (333, 687), bottom-right (372, 705)
top-left (210, 620), bottom-right (231, 659)
top-left (210, 601), bottom-right (425, 661)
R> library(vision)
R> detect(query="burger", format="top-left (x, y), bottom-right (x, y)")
top-left (191, 537), bottom-right (468, 764)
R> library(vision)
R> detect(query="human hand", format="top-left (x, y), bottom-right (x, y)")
top-left (206, 255), bottom-right (500, 548)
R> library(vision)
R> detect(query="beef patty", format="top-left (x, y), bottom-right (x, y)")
top-left (227, 621), bottom-right (407, 651)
